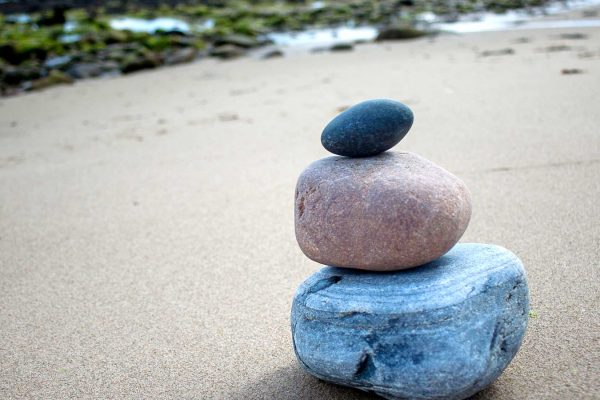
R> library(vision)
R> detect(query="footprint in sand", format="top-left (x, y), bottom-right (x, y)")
top-left (480, 48), bottom-right (515, 57)
top-left (540, 45), bottom-right (573, 52)
top-left (558, 33), bottom-right (588, 40)
top-left (561, 68), bottom-right (584, 75)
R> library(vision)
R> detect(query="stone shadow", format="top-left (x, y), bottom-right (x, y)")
top-left (229, 362), bottom-right (500, 399)
top-left (230, 363), bottom-right (379, 400)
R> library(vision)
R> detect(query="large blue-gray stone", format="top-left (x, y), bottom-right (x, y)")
top-left (291, 243), bottom-right (529, 400)
top-left (321, 99), bottom-right (414, 157)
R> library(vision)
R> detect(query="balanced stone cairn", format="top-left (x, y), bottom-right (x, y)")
top-left (291, 99), bottom-right (530, 400)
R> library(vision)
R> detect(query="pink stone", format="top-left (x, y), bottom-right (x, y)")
top-left (294, 152), bottom-right (472, 271)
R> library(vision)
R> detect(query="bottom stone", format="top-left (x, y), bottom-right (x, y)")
top-left (291, 243), bottom-right (529, 400)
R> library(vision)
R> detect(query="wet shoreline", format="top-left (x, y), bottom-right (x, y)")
top-left (1, 0), bottom-right (599, 95)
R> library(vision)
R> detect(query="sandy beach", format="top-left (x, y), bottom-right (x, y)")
top-left (1, 13), bottom-right (599, 400)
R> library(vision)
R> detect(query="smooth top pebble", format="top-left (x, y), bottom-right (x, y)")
top-left (321, 99), bottom-right (414, 157)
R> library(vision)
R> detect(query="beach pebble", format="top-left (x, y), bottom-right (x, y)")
top-left (330, 42), bottom-right (354, 52)
top-left (261, 49), bottom-right (284, 59)
top-left (321, 99), bottom-right (413, 157)
top-left (210, 44), bottom-right (246, 59)
top-left (376, 27), bottom-right (428, 41)
top-left (295, 152), bottom-right (471, 270)
top-left (291, 243), bottom-right (529, 400)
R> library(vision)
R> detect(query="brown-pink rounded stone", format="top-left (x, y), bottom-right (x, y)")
top-left (294, 152), bottom-right (472, 271)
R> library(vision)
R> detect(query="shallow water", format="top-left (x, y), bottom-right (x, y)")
top-left (5, 14), bottom-right (31, 23)
top-left (433, 17), bottom-right (600, 33)
top-left (266, 26), bottom-right (378, 49)
top-left (423, 0), bottom-right (600, 33)
top-left (262, 0), bottom-right (600, 50)
top-left (109, 17), bottom-right (192, 33)
top-left (33, 0), bottom-right (600, 49)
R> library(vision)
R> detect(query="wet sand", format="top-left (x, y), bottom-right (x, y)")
top-left (1, 17), bottom-right (599, 400)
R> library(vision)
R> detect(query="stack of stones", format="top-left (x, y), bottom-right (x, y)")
top-left (291, 99), bottom-right (530, 400)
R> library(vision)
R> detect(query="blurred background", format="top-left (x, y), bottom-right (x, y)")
top-left (1, 0), bottom-right (599, 399)
top-left (1, 0), bottom-right (598, 94)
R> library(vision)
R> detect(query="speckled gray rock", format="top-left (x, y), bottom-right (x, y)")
top-left (295, 152), bottom-right (471, 271)
top-left (291, 243), bottom-right (529, 400)
top-left (321, 99), bottom-right (414, 157)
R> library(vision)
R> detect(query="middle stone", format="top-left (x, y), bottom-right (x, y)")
top-left (295, 152), bottom-right (472, 271)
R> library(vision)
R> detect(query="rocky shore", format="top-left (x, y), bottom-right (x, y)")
top-left (0, 0), bottom-right (574, 95)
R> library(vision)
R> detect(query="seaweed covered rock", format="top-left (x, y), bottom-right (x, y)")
top-left (376, 27), bottom-right (429, 41)
top-left (29, 70), bottom-right (74, 91)
top-left (210, 44), bottom-right (246, 59)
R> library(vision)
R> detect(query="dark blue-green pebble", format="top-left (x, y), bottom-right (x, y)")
top-left (321, 99), bottom-right (414, 157)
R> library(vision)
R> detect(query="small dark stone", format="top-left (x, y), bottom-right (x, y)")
top-left (261, 49), bottom-right (284, 59)
top-left (213, 34), bottom-right (259, 49)
top-left (559, 33), bottom-right (587, 40)
top-left (164, 48), bottom-right (198, 65)
top-left (210, 45), bottom-right (246, 60)
top-left (321, 99), bottom-right (413, 157)
top-left (543, 45), bottom-right (572, 53)
top-left (330, 42), bottom-right (354, 52)
top-left (376, 27), bottom-right (428, 41)
top-left (120, 55), bottom-right (160, 74)
top-left (561, 68), bottom-right (584, 75)
top-left (481, 48), bottom-right (515, 57)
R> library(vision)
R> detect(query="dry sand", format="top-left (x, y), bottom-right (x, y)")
top-left (1, 16), bottom-right (599, 400)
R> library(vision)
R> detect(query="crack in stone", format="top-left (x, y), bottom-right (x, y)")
top-left (489, 321), bottom-right (502, 352)
top-left (305, 275), bottom-right (342, 296)
top-left (353, 351), bottom-right (376, 382)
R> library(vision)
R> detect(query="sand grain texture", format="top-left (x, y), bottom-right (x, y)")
top-left (1, 23), bottom-right (599, 400)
